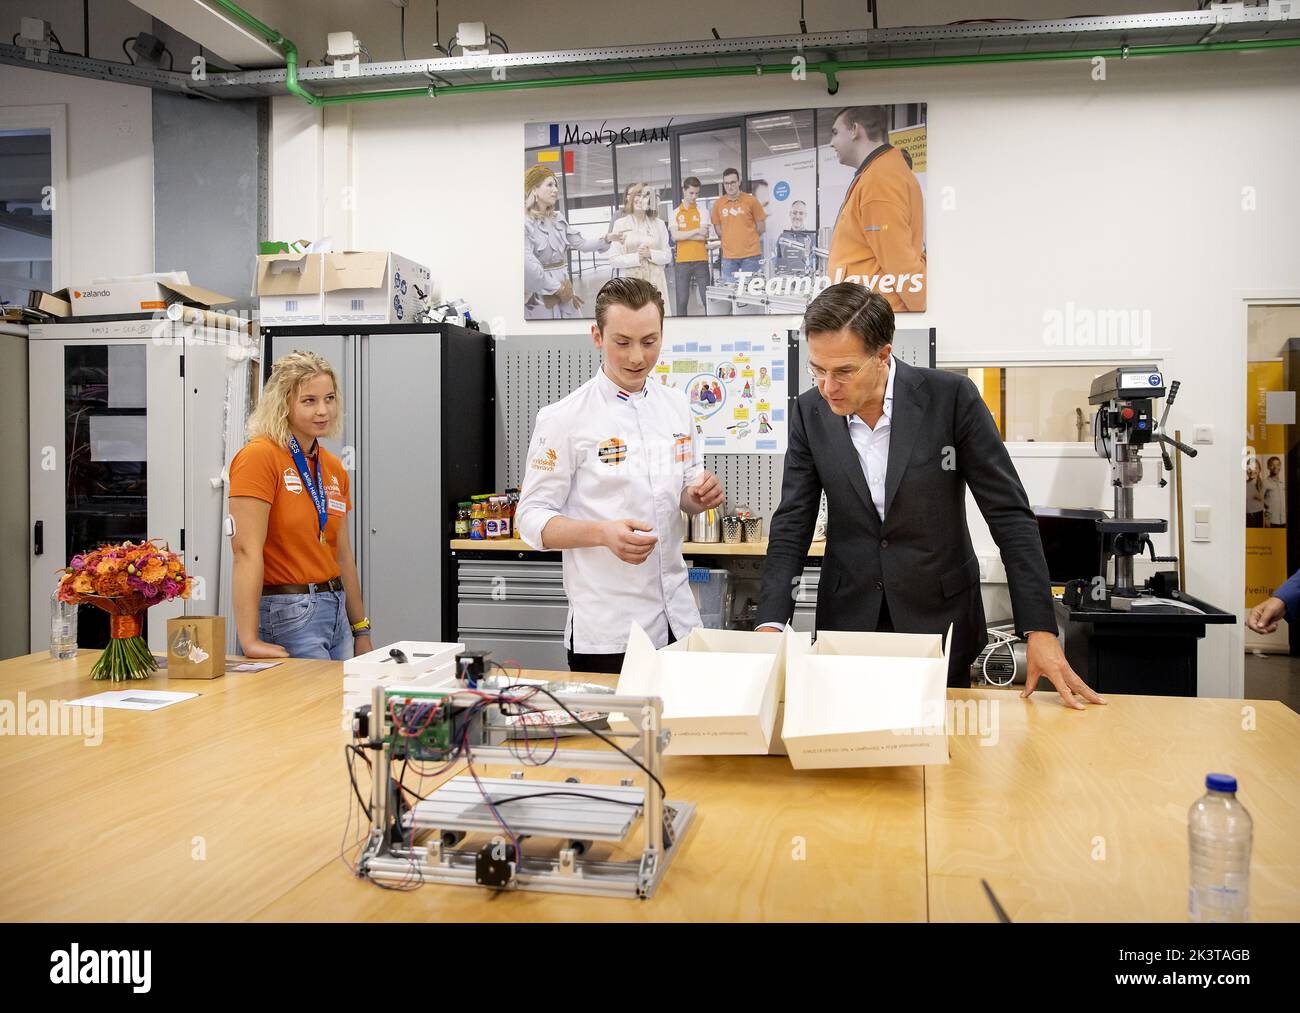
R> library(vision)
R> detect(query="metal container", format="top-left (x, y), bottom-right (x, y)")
top-left (691, 508), bottom-right (721, 543)
top-left (721, 514), bottom-right (743, 544)
top-left (741, 517), bottom-right (763, 542)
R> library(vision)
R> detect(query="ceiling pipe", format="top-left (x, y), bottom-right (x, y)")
top-left (184, 2), bottom-right (1300, 107)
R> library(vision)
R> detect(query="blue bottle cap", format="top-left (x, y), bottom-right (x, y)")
top-left (1206, 773), bottom-right (1237, 793)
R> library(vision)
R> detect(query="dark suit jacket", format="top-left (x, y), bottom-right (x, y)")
top-left (757, 358), bottom-right (1056, 686)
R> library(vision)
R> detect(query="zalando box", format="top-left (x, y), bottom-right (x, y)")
top-left (67, 271), bottom-right (234, 317)
top-left (609, 623), bottom-right (784, 755)
top-left (254, 251), bottom-right (324, 324)
top-left (323, 251), bottom-right (431, 324)
top-left (781, 626), bottom-right (952, 769)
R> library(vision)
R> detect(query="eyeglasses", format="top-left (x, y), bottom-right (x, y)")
top-left (806, 359), bottom-right (873, 385)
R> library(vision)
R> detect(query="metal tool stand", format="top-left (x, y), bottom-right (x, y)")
top-left (358, 687), bottom-right (695, 898)
top-left (1062, 367), bottom-right (1234, 695)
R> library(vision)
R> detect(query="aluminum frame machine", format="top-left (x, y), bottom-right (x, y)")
top-left (346, 682), bottom-right (694, 899)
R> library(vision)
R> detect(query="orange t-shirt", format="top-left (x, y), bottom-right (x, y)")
top-left (673, 203), bottom-right (707, 262)
top-left (228, 436), bottom-right (351, 586)
top-left (710, 192), bottom-right (767, 259)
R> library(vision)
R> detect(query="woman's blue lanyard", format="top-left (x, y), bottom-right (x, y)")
top-left (288, 434), bottom-right (328, 544)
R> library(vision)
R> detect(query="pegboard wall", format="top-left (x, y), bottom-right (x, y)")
top-left (494, 328), bottom-right (935, 523)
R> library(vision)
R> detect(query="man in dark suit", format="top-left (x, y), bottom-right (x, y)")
top-left (756, 284), bottom-right (1103, 710)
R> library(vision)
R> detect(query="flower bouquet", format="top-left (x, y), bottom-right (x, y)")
top-left (57, 540), bottom-right (191, 681)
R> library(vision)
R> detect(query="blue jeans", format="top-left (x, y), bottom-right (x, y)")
top-left (720, 255), bottom-right (762, 284)
top-left (257, 589), bottom-right (350, 660)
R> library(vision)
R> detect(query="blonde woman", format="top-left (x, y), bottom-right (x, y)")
top-left (525, 165), bottom-right (626, 319)
top-left (610, 182), bottom-right (671, 308)
top-left (227, 351), bottom-right (371, 660)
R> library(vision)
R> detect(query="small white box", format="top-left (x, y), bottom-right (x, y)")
top-left (781, 626), bottom-right (952, 769)
top-left (323, 251), bottom-right (432, 324)
top-left (610, 623), bottom-right (783, 755)
top-left (343, 659), bottom-right (456, 696)
top-left (254, 251), bottom-right (324, 324)
top-left (344, 641), bottom-right (463, 681)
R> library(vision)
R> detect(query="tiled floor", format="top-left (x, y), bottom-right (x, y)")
top-left (1244, 652), bottom-right (1300, 714)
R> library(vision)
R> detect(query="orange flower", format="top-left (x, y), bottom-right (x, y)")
top-left (141, 561), bottom-right (166, 583)
top-left (100, 573), bottom-right (130, 596)
top-left (72, 573), bottom-right (94, 594)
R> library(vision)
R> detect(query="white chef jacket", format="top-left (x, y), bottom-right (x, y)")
top-left (516, 368), bottom-right (704, 653)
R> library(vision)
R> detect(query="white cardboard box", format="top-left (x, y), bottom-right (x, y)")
top-left (610, 623), bottom-right (783, 755)
top-left (323, 251), bottom-right (432, 324)
top-left (254, 251), bottom-right (324, 324)
top-left (66, 271), bottom-right (233, 317)
top-left (342, 659), bottom-right (457, 699)
top-left (781, 626), bottom-right (952, 769)
top-left (343, 640), bottom-right (463, 682)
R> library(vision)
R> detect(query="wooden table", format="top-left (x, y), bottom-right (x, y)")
top-left (1, 652), bottom-right (1296, 922)
top-left (0, 652), bottom-right (922, 922)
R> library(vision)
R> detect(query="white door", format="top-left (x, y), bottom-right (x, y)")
top-left (29, 338), bottom-right (185, 654)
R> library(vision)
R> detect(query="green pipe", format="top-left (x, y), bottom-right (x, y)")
top-left (207, 0), bottom-right (321, 105)
top-left (203, 0), bottom-right (1300, 107)
top-left (313, 36), bottom-right (1300, 105)
top-left (282, 41), bottom-right (320, 106)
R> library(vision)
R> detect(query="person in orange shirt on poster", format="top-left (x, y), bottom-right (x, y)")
top-left (709, 167), bottom-right (767, 286)
top-left (670, 176), bottom-right (711, 315)
top-left (826, 105), bottom-right (927, 312)
top-left (227, 351), bottom-right (372, 660)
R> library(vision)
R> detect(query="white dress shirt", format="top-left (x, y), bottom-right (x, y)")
top-left (757, 355), bottom-right (894, 631)
top-left (845, 354), bottom-right (895, 520)
top-left (516, 368), bottom-right (703, 653)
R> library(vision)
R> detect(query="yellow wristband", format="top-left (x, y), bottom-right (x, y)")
top-left (350, 617), bottom-right (370, 634)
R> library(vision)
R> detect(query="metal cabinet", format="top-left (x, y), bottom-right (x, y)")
top-left (27, 320), bottom-right (235, 653)
top-left (454, 554), bottom-right (822, 670)
top-left (260, 324), bottom-right (493, 645)
top-left (456, 559), bottom-right (569, 669)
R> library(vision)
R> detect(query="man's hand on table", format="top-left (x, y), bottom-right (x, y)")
top-left (1021, 630), bottom-right (1105, 710)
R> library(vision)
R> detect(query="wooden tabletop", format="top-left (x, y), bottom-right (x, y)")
top-left (925, 688), bottom-right (1300, 922)
top-left (449, 537), bottom-right (826, 558)
top-left (1, 651), bottom-right (1296, 922)
top-left (0, 652), bottom-right (920, 922)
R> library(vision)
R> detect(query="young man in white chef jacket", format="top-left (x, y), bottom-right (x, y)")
top-left (516, 277), bottom-right (727, 673)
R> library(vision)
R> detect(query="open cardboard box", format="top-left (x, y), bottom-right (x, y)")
top-left (254, 251), bottom-right (324, 324)
top-left (323, 251), bottom-right (431, 324)
top-left (781, 625), bottom-right (952, 769)
top-left (609, 623), bottom-right (784, 755)
top-left (60, 271), bottom-right (233, 317)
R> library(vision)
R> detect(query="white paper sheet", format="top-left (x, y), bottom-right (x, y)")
top-left (65, 689), bottom-right (198, 711)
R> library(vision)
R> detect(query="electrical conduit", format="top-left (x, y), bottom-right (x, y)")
top-left (205, 0), bottom-right (1300, 108)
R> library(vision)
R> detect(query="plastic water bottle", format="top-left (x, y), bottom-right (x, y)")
top-left (49, 591), bottom-right (78, 660)
top-left (1188, 773), bottom-right (1252, 922)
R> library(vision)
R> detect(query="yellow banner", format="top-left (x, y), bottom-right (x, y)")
top-left (889, 125), bottom-right (927, 173)
top-left (1245, 360), bottom-right (1287, 609)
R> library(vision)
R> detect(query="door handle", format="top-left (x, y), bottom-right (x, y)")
top-left (34, 520), bottom-right (43, 556)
